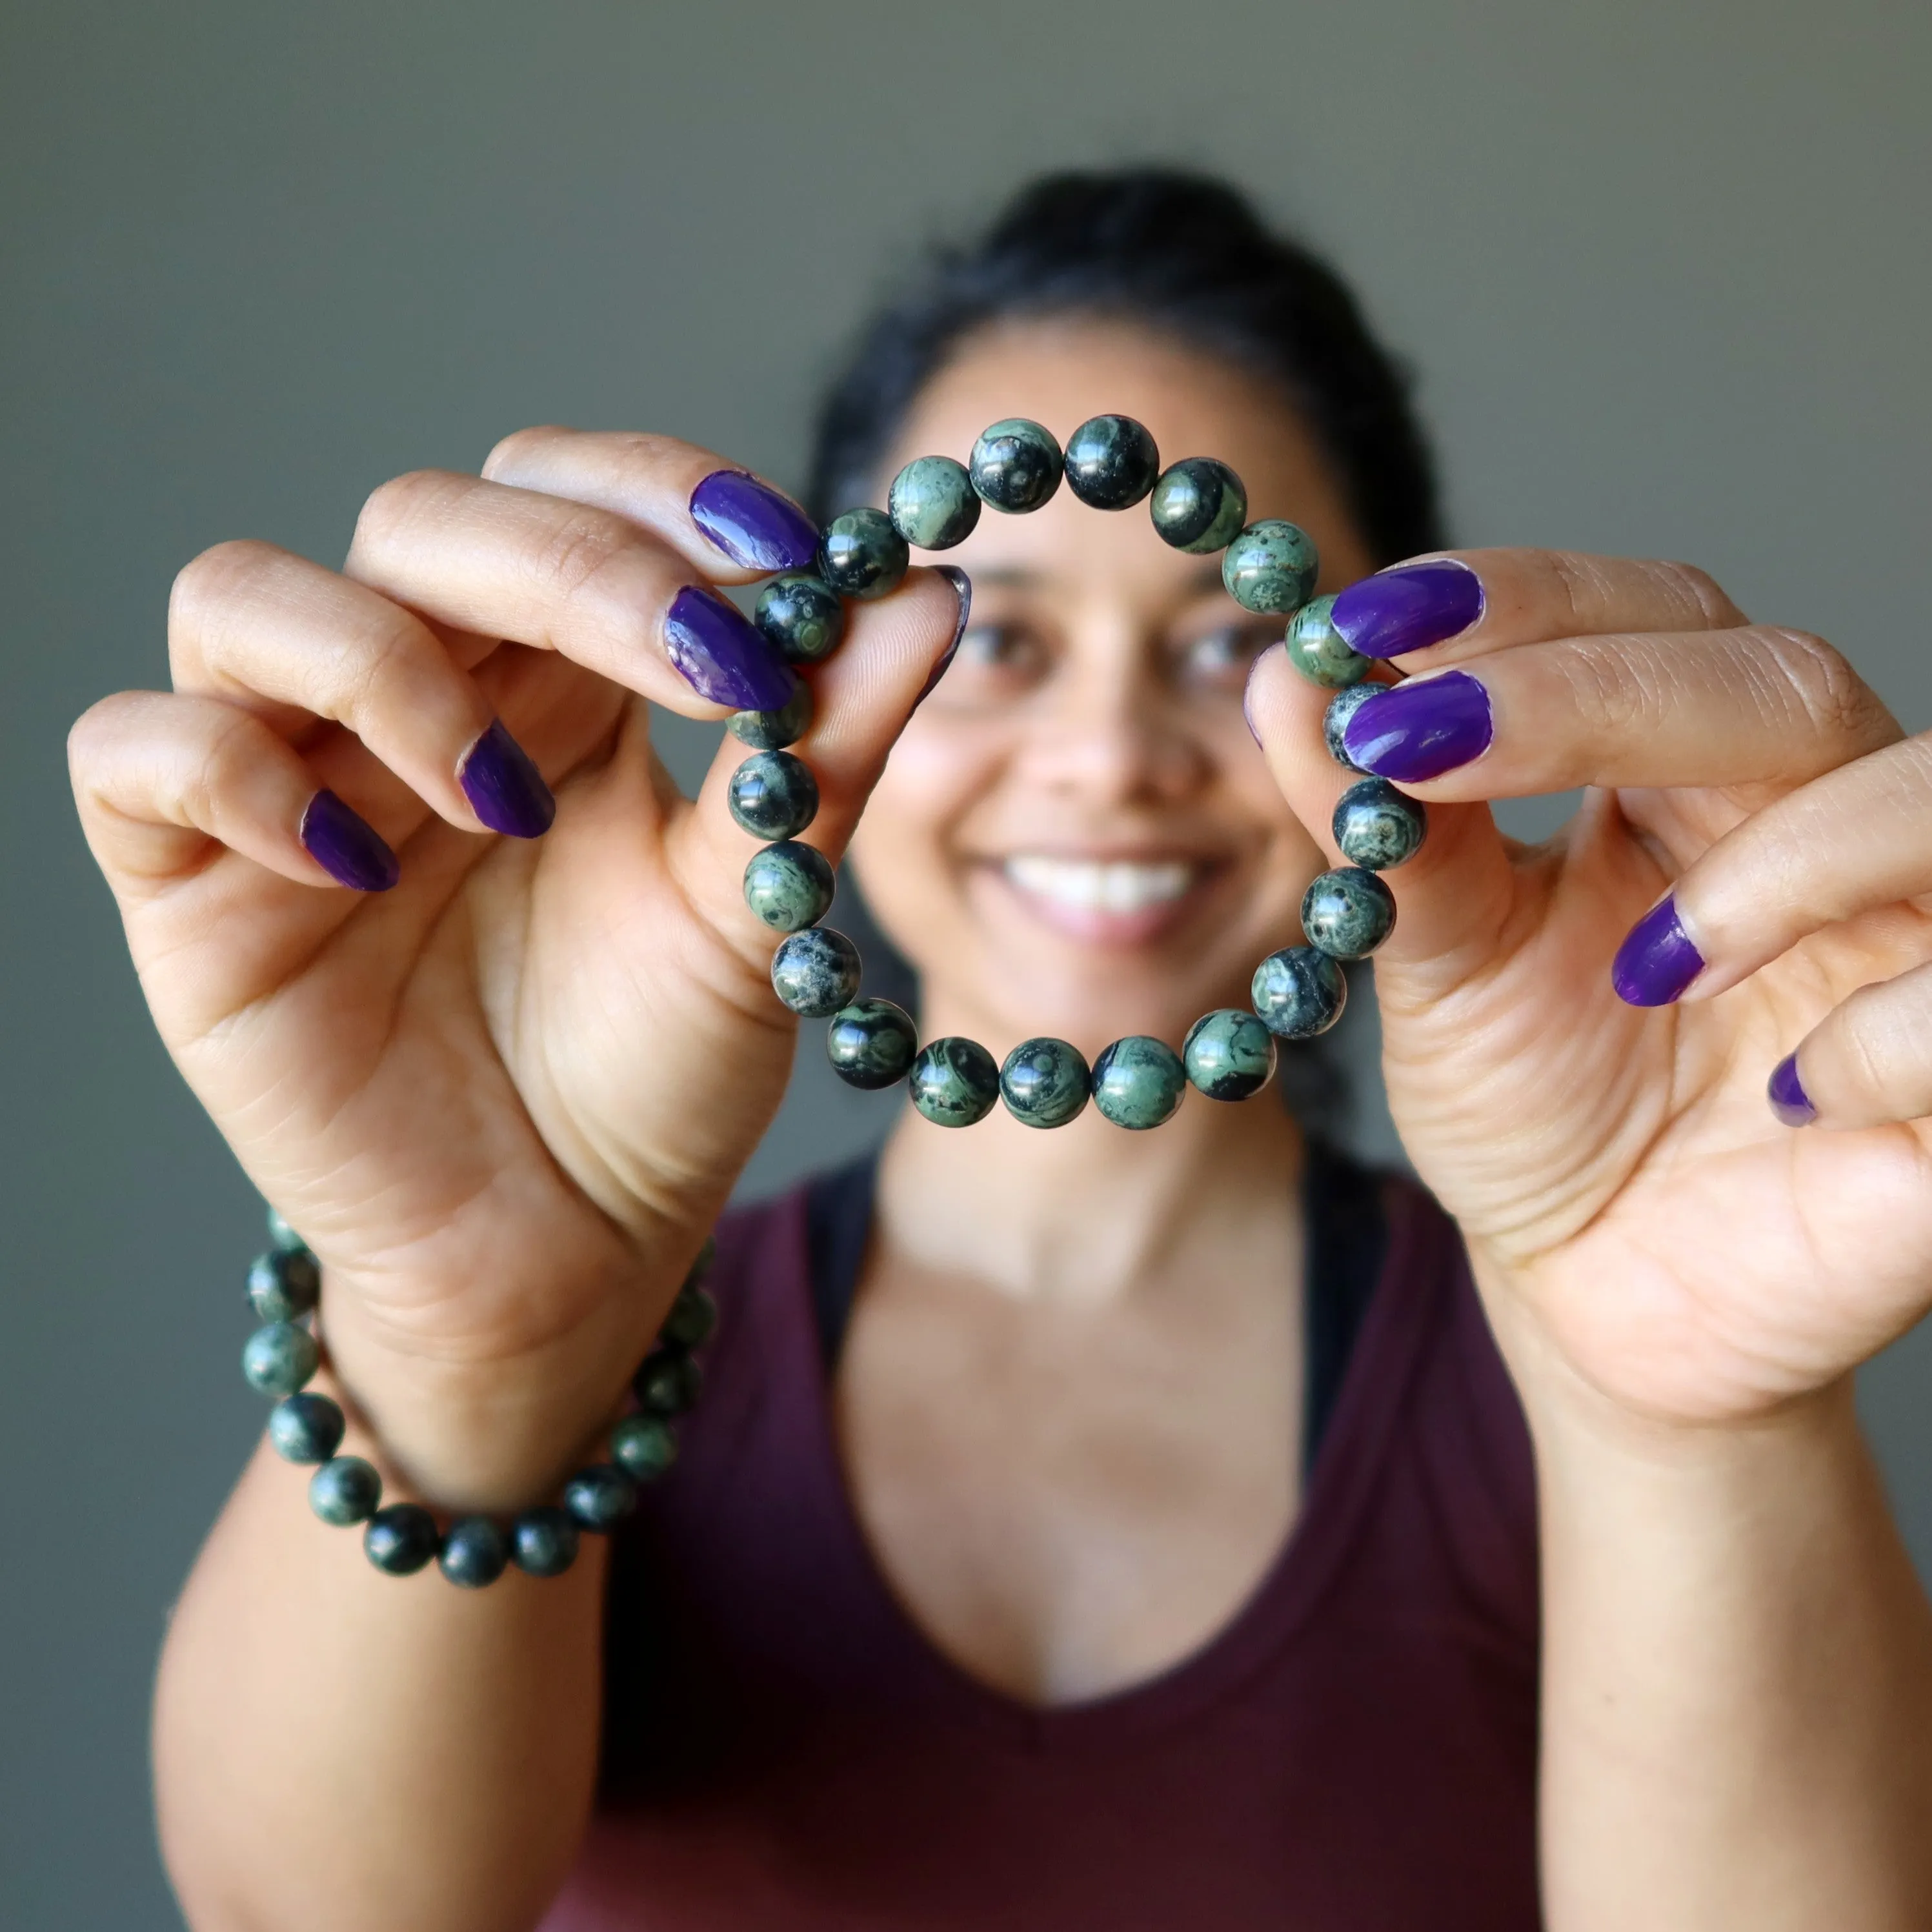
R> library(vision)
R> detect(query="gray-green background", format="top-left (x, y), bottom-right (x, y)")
top-left (5, 2), bottom-right (1929, 1923)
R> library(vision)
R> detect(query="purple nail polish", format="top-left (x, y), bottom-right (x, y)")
top-left (689, 470), bottom-right (820, 574)
top-left (1610, 894), bottom-right (1706, 1007)
top-left (1342, 670), bottom-right (1493, 781)
top-left (1767, 1053), bottom-right (1817, 1127)
top-left (912, 567), bottom-right (972, 710)
top-left (665, 586), bottom-right (798, 711)
top-left (1331, 560), bottom-right (1484, 659)
top-left (299, 790), bottom-right (399, 892)
top-left (459, 719), bottom-right (556, 839)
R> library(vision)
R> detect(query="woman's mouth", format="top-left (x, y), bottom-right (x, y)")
top-left (992, 853), bottom-right (1221, 943)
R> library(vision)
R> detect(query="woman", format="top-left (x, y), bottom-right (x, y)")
top-left (71, 170), bottom-right (1932, 1929)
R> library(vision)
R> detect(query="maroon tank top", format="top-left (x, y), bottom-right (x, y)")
top-left (541, 1157), bottom-right (1540, 1930)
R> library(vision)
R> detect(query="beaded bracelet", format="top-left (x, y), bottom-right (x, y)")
top-left (240, 1209), bottom-right (716, 1587)
top-left (730, 413), bottom-right (1424, 1129)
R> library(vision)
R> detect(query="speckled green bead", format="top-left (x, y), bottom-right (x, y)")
top-left (999, 1037), bottom-right (1091, 1129)
top-left (439, 1516), bottom-right (508, 1589)
top-left (662, 1283), bottom-right (718, 1351)
top-left (743, 839), bottom-right (835, 932)
top-left (1322, 684), bottom-right (1378, 771)
top-left (969, 418), bottom-right (1063, 513)
top-left (1302, 867), bottom-right (1397, 960)
top-left (1063, 414), bottom-right (1160, 510)
top-left (826, 996), bottom-right (918, 1091)
top-left (242, 1320), bottom-right (319, 1398)
top-left (611, 1413), bottom-right (679, 1482)
top-left (1149, 458), bottom-right (1247, 554)
top-left (1091, 1035), bottom-right (1187, 1130)
top-left (265, 1205), bottom-right (307, 1253)
top-left (1285, 594), bottom-right (1371, 688)
top-left (1223, 519), bottom-right (1320, 616)
top-left (819, 507), bottom-right (909, 599)
top-left (1251, 946), bottom-right (1348, 1040)
top-left (728, 750), bottom-right (819, 841)
top-left (564, 1463), bottom-right (638, 1532)
top-left (907, 1036), bottom-right (1000, 1127)
top-left (247, 1246), bottom-right (319, 1322)
top-left (754, 573), bottom-right (845, 665)
top-left (308, 1455), bottom-right (381, 1526)
top-left (770, 925), bottom-right (861, 1017)
top-left (1182, 1009), bottom-right (1279, 1101)
top-left (888, 456), bottom-right (981, 549)
top-left (267, 1391), bottom-right (345, 1464)
top-left (634, 1347), bottom-right (704, 1418)
top-left (729, 680), bottom-right (813, 751)
top-left (511, 1505), bottom-right (579, 1577)
top-left (1332, 778), bottom-right (1427, 871)
top-left (364, 1503), bottom-right (439, 1575)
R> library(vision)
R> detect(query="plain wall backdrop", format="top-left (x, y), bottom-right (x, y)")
top-left (5, 1), bottom-right (1930, 1922)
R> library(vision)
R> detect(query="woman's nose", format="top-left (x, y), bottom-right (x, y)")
top-left (1020, 650), bottom-right (1208, 805)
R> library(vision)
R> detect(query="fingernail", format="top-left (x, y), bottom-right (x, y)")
top-left (1610, 894), bottom-right (1705, 1007)
top-left (665, 587), bottom-right (798, 711)
top-left (1767, 1052), bottom-right (1817, 1127)
top-left (1341, 669), bottom-right (1493, 780)
top-left (689, 470), bottom-right (820, 574)
top-left (299, 790), bottom-right (399, 891)
top-left (459, 719), bottom-right (556, 839)
top-left (911, 567), bottom-right (972, 711)
top-left (1331, 559), bottom-right (1484, 659)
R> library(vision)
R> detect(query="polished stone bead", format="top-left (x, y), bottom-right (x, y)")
top-left (247, 1245), bottom-right (319, 1322)
top-left (634, 1345), bottom-right (704, 1417)
top-left (819, 507), bottom-right (909, 599)
top-left (1091, 1035), bottom-right (1186, 1130)
top-left (908, 1036), bottom-right (1000, 1127)
top-left (754, 572), bottom-right (845, 665)
top-left (1302, 866), bottom-right (1397, 959)
top-left (729, 680), bottom-right (814, 751)
top-left (1285, 594), bottom-right (1371, 689)
top-left (999, 1037), bottom-right (1091, 1129)
top-left (826, 996), bottom-right (918, 1091)
top-left (969, 418), bottom-right (1062, 513)
top-left (364, 1503), bottom-right (440, 1575)
top-left (1251, 945), bottom-right (1348, 1040)
top-left (611, 1412), bottom-right (679, 1482)
top-left (1149, 458), bottom-right (1247, 554)
top-left (510, 1505), bottom-right (580, 1577)
top-left (743, 839), bottom-right (835, 932)
top-left (1322, 684), bottom-right (1380, 770)
top-left (1333, 777), bottom-right (1428, 870)
top-left (662, 1283), bottom-right (718, 1351)
top-left (265, 1205), bottom-right (308, 1253)
top-left (1223, 519), bottom-right (1320, 615)
top-left (439, 1515), bottom-right (509, 1589)
top-left (1182, 1008), bottom-right (1279, 1101)
top-left (308, 1454), bottom-right (381, 1526)
top-left (563, 1462), bottom-right (638, 1532)
top-left (1063, 415), bottom-right (1160, 510)
top-left (888, 456), bottom-right (981, 549)
top-left (770, 925), bottom-right (861, 1017)
top-left (728, 750), bottom-right (819, 841)
top-left (242, 1320), bottom-right (319, 1398)
top-left (267, 1391), bottom-right (345, 1464)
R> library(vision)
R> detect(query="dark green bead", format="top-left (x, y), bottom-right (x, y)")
top-left (969, 418), bottom-right (1062, 513)
top-left (439, 1516), bottom-right (508, 1589)
top-left (242, 1320), bottom-right (319, 1398)
top-left (729, 680), bottom-right (813, 751)
top-left (510, 1505), bottom-right (579, 1577)
top-left (265, 1205), bottom-right (307, 1253)
top-left (634, 1346), bottom-right (703, 1418)
top-left (1322, 684), bottom-right (1378, 770)
top-left (1091, 1036), bottom-right (1186, 1130)
top-left (743, 840), bottom-right (835, 932)
top-left (770, 925), bottom-right (861, 1017)
top-left (1223, 519), bottom-right (1320, 616)
top-left (1285, 594), bottom-right (1371, 689)
top-left (662, 1283), bottom-right (717, 1350)
top-left (999, 1037), bottom-right (1090, 1129)
top-left (1333, 778), bottom-right (1427, 870)
top-left (907, 1036), bottom-right (1000, 1127)
top-left (308, 1454), bottom-right (381, 1526)
top-left (267, 1391), bottom-right (345, 1464)
top-left (563, 1463), bottom-right (638, 1532)
top-left (1063, 414), bottom-right (1160, 510)
top-left (728, 750), bottom-right (819, 841)
top-left (364, 1503), bottom-right (439, 1576)
top-left (1251, 946), bottom-right (1348, 1040)
top-left (754, 573), bottom-right (845, 665)
top-left (1182, 1009), bottom-right (1278, 1101)
top-left (1149, 458), bottom-right (1247, 553)
top-left (887, 456), bottom-right (981, 549)
top-left (1302, 867), bottom-right (1397, 959)
top-left (819, 507), bottom-right (909, 599)
top-left (610, 1413), bottom-right (679, 1482)
top-left (826, 996), bottom-right (918, 1091)
top-left (247, 1246), bottom-right (319, 1322)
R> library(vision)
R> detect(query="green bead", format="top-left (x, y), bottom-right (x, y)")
top-left (1285, 594), bottom-right (1370, 688)
top-left (1332, 778), bottom-right (1427, 870)
top-left (267, 1391), bottom-right (345, 1464)
top-left (1252, 946), bottom-right (1348, 1040)
top-left (510, 1505), bottom-right (579, 1577)
top-left (1063, 414), bottom-right (1160, 510)
top-left (1322, 684), bottom-right (1378, 770)
top-left (770, 925), bottom-right (862, 1017)
top-left (1091, 1036), bottom-right (1186, 1130)
top-left (1182, 1009), bottom-right (1278, 1101)
top-left (729, 680), bottom-right (813, 751)
top-left (265, 1205), bottom-right (307, 1253)
top-left (1223, 519), bottom-right (1320, 615)
top-left (634, 1346), bottom-right (703, 1418)
top-left (907, 1036), bottom-right (1000, 1127)
top-left (743, 840), bottom-right (835, 932)
top-left (563, 1463), bottom-right (638, 1532)
top-left (819, 507), bottom-right (909, 599)
top-left (242, 1320), bottom-right (319, 1398)
top-left (661, 1283), bottom-right (717, 1350)
top-left (826, 996), bottom-right (918, 1091)
top-left (999, 1037), bottom-right (1090, 1129)
top-left (247, 1246), bottom-right (319, 1322)
top-left (1302, 867), bottom-right (1396, 960)
top-left (364, 1504), bottom-right (439, 1576)
top-left (728, 750), bottom-right (819, 841)
top-left (888, 456), bottom-right (981, 549)
top-left (754, 573), bottom-right (845, 665)
top-left (1149, 458), bottom-right (1247, 553)
top-left (611, 1413), bottom-right (679, 1482)
top-left (308, 1455), bottom-right (381, 1526)
top-left (439, 1516), bottom-right (508, 1589)
top-left (969, 418), bottom-right (1062, 513)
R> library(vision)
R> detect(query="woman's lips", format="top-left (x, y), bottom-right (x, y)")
top-left (985, 853), bottom-right (1225, 944)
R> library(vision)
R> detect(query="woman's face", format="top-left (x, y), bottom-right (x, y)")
top-left (850, 319), bottom-right (1376, 1055)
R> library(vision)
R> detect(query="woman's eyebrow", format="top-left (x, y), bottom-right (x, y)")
top-left (963, 563), bottom-right (1230, 594)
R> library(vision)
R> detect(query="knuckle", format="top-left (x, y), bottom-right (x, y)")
top-left (1760, 627), bottom-right (1893, 750)
top-left (481, 425), bottom-right (568, 480)
top-left (529, 506), bottom-right (636, 605)
top-left (169, 539), bottom-right (281, 633)
top-left (353, 469), bottom-right (466, 554)
top-left (1650, 559), bottom-right (1737, 628)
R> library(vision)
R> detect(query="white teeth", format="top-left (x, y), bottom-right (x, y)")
top-left (1003, 855), bottom-right (1198, 914)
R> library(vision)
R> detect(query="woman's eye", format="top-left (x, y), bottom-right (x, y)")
top-left (1175, 623), bottom-right (1272, 690)
top-left (950, 622), bottom-right (1049, 682)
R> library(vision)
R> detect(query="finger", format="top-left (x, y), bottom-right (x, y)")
top-left (1771, 960), bottom-right (1932, 1131)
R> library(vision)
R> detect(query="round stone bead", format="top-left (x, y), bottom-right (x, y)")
top-left (267, 1391), bottom-right (346, 1464)
top-left (265, 1205), bottom-right (307, 1253)
top-left (888, 455), bottom-right (981, 549)
top-left (1302, 867), bottom-right (1398, 960)
top-left (754, 572), bottom-right (845, 665)
top-left (819, 507), bottom-right (909, 600)
top-left (728, 750), bottom-right (819, 841)
top-left (1285, 594), bottom-right (1371, 689)
top-left (439, 1515), bottom-right (508, 1589)
top-left (770, 926), bottom-right (861, 1018)
top-left (1182, 1008), bottom-right (1279, 1101)
top-left (907, 1036), bottom-right (1000, 1128)
top-left (1063, 414), bottom-right (1160, 510)
top-left (511, 1505), bottom-right (579, 1578)
top-left (242, 1320), bottom-right (319, 1398)
top-left (1333, 777), bottom-right (1427, 871)
top-left (1091, 1036), bottom-right (1187, 1131)
top-left (1149, 458), bottom-right (1247, 554)
top-left (364, 1503), bottom-right (439, 1576)
top-left (999, 1037), bottom-right (1091, 1129)
top-left (826, 996), bottom-right (918, 1091)
top-left (247, 1245), bottom-right (319, 1322)
top-left (564, 1463), bottom-right (638, 1532)
top-left (743, 840), bottom-right (835, 932)
top-left (969, 418), bottom-right (1063, 513)
top-left (1322, 683), bottom-right (1379, 771)
top-left (1223, 520), bottom-right (1320, 616)
top-left (662, 1283), bottom-right (718, 1351)
top-left (729, 680), bottom-right (814, 752)
top-left (1252, 945), bottom-right (1348, 1040)
top-left (308, 1454), bottom-right (381, 1526)
top-left (634, 1346), bottom-right (704, 1418)
top-left (610, 1412), bottom-right (679, 1482)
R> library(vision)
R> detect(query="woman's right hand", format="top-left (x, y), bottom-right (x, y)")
top-left (69, 430), bottom-right (961, 1506)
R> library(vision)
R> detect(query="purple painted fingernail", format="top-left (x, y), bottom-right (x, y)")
top-left (299, 790), bottom-right (398, 891)
top-left (1610, 894), bottom-right (1705, 1006)
top-left (1767, 1053), bottom-right (1817, 1127)
top-left (1342, 670), bottom-right (1493, 780)
top-left (1331, 560), bottom-right (1484, 659)
top-left (459, 719), bottom-right (556, 839)
top-left (665, 587), bottom-right (798, 711)
top-left (912, 567), bottom-right (972, 711)
top-left (689, 470), bottom-right (820, 574)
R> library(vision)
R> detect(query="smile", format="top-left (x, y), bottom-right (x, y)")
top-left (1001, 854), bottom-right (1203, 916)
